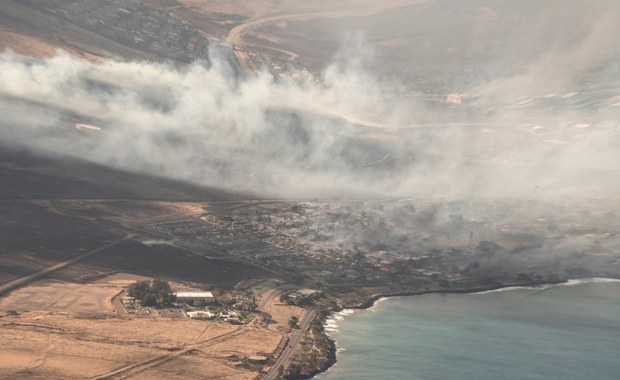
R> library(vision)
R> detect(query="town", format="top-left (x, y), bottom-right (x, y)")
top-left (2, 0), bottom-right (620, 379)
top-left (146, 199), bottom-right (620, 293)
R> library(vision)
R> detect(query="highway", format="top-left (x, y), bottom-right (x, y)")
top-left (261, 307), bottom-right (317, 380)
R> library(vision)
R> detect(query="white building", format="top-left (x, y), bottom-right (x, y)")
top-left (187, 311), bottom-right (214, 320)
top-left (174, 291), bottom-right (215, 304)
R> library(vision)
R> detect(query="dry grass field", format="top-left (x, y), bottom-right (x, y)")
top-left (0, 273), bottom-right (148, 315)
top-left (0, 310), bottom-right (283, 379)
top-left (0, 274), bottom-right (285, 379)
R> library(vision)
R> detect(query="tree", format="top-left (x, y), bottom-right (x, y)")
top-left (151, 278), bottom-right (175, 305)
top-left (151, 278), bottom-right (171, 295)
top-left (128, 280), bottom-right (151, 300)
top-left (284, 363), bottom-right (302, 379)
top-left (127, 279), bottom-right (175, 307)
top-left (289, 315), bottom-right (299, 329)
top-left (143, 294), bottom-right (157, 307)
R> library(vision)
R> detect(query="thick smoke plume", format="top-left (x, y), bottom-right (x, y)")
top-left (0, 21), bottom-right (619, 203)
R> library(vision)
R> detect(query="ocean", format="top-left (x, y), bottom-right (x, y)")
top-left (317, 279), bottom-right (620, 380)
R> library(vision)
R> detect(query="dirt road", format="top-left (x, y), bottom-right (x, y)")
top-left (90, 328), bottom-right (245, 380)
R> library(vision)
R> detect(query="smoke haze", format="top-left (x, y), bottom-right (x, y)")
top-left (1, 2), bottom-right (620, 204)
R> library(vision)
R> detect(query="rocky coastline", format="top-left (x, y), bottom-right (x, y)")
top-left (287, 279), bottom-right (561, 379)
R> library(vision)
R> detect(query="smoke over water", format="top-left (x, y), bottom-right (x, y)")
top-left (0, 34), bottom-right (619, 202)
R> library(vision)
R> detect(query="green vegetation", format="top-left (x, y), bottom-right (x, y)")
top-left (280, 291), bottom-right (322, 307)
top-left (127, 279), bottom-right (176, 307)
top-left (289, 315), bottom-right (299, 329)
top-left (216, 289), bottom-right (257, 311)
top-left (283, 363), bottom-right (303, 379)
top-left (283, 309), bottom-right (337, 379)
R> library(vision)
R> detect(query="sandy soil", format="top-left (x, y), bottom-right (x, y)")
top-left (0, 273), bottom-right (284, 379)
top-left (260, 292), bottom-right (304, 333)
top-left (0, 274), bottom-right (149, 315)
top-left (0, 309), bottom-right (282, 379)
top-left (0, 27), bottom-right (62, 57)
top-left (178, 0), bottom-right (278, 18)
top-left (179, 0), bottom-right (416, 19)
top-left (36, 200), bottom-right (206, 227)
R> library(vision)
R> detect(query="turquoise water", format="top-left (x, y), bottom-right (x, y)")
top-left (318, 279), bottom-right (620, 380)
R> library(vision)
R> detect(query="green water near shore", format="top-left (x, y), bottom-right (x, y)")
top-left (319, 279), bottom-right (620, 380)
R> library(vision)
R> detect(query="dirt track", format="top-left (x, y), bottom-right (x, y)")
top-left (0, 309), bottom-right (283, 379)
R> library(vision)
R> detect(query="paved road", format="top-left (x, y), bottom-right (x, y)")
top-left (258, 288), bottom-right (283, 310)
top-left (262, 307), bottom-right (316, 380)
top-left (0, 236), bottom-right (128, 297)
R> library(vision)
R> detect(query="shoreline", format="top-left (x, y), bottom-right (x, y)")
top-left (310, 277), bottom-right (620, 379)
top-left (347, 280), bottom-right (557, 311)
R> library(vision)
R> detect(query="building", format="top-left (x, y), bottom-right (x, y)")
top-left (186, 311), bottom-right (214, 320)
top-left (446, 93), bottom-right (462, 105)
top-left (174, 291), bottom-right (215, 304)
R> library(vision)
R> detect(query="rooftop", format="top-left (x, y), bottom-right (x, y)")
top-left (175, 291), bottom-right (214, 298)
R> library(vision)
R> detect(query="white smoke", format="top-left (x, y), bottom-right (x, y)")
top-left (0, 11), bottom-right (619, 203)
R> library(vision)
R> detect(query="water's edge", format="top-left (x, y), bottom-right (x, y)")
top-left (311, 277), bottom-right (620, 379)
